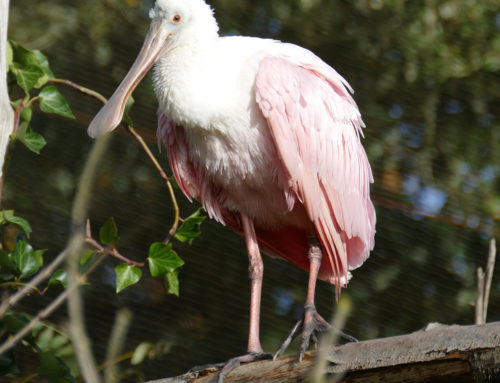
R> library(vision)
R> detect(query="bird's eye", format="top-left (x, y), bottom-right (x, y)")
top-left (172, 14), bottom-right (181, 23)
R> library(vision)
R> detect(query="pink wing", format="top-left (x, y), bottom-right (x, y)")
top-left (157, 109), bottom-right (318, 278)
top-left (255, 55), bottom-right (376, 291)
top-left (157, 110), bottom-right (230, 224)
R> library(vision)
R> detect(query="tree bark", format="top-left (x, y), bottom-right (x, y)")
top-left (0, 0), bottom-right (13, 186)
top-left (145, 322), bottom-right (500, 383)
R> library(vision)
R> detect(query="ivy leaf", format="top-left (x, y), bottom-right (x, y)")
top-left (122, 95), bottom-right (135, 126)
top-left (80, 249), bottom-right (95, 268)
top-left (99, 217), bottom-right (119, 247)
top-left (0, 249), bottom-right (18, 280)
top-left (37, 352), bottom-right (76, 383)
top-left (115, 264), bottom-right (142, 293)
top-left (48, 269), bottom-right (68, 289)
top-left (32, 49), bottom-right (54, 77)
top-left (147, 242), bottom-right (184, 277)
top-left (11, 63), bottom-right (44, 93)
top-left (20, 103), bottom-right (33, 124)
top-left (10, 40), bottom-right (40, 67)
top-left (165, 270), bottom-right (180, 296)
top-left (10, 240), bottom-right (44, 279)
top-left (0, 210), bottom-right (32, 238)
top-left (174, 208), bottom-right (206, 244)
top-left (39, 86), bottom-right (75, 119)
top-left (6, 41), bottom-right (13, 71)
top-left (18, 126), bottom-right (47, 154)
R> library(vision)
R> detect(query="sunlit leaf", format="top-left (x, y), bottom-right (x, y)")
top-left (10, 240), bottom-right (43, 279)
top-left (33, 49), bottom-right (55, 77)
top-left (9, 40), bottom-right (40, 67)
top-left (99, 217), bottom-right (119, 246)
top-left (18, 126), bottom-right (47, 155)
top-left (6, 41), bottom-right (13, 71)
top-left (34, 73), bottom-right (49, 89)
top-left (115, 264), bottom-right (142, 293)
top-left (11, 63), bottom-right (44, 93)
top-left (39, 86), bottom-right (75, 119)
top-left (174, 208), bottom-right (206, 244)
top-left (20, 104), bottom-right (32, 124)
top-left (131, 341), bottom-right (153, 365)
top-left (165, 270), bottom-right (180, 296)
top-left (147, 242), bottom-right (184, 277)
top-left (48, 269), bottom-right (68, 289)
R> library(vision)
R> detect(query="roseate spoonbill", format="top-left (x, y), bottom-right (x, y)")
top-left (88, 0), bottom-right (375, 377)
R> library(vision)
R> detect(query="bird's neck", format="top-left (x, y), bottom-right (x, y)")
top-left (153, 37), bottom-right (217, 127)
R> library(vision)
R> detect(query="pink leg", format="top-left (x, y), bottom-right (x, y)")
top-left (241, 214), bottom-right (264, 354)
top-left (209, 215), bottom-right (271, 382)
top-left (274, 241), bottom-right (356, 361)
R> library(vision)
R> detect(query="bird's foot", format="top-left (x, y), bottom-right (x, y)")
top-left (274, 305), bottom-right (357, 361)
top-left (206, 352), bottom-right (272, 383)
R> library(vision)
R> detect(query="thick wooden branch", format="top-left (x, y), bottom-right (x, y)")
top-left (146, 321), bottom-right (500, 383)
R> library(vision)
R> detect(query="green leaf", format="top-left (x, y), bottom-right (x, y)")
top-left (174, 208), bottom-right (206, 244)
top-left (115, 264), bottom-right (142, 293)
top-left (10, 240), bottom-right (43, 279)
top-left (37, 352), bottom-right (76, 383)
top-left (131, 341), bottom-right (153, 365)
top-left (17, 127), bottom-right (47, 154)
top-left (99, 217), bottom-right (119, 246)
top-left (165, 270), bottom-right (180, 296)
top-left (20, 103), bottom-right (33, 124)
top-left (0, 210), bottom-right (32, 238)
top-left (10, 40), bottom-right (40, 67)
top-left (33, 49), bottom-right (54, 77)
top-left (147, 242), bottom-right (184, 277)
top-left (80, 249), bottom-right (95, 268)
top-left (48, 269), bottom-right (68, 289)
top-left (12, 63), bottom-right (44, 93)
top-left (34, 73), bottom-right (49, 89)
top-left (0, 249), bottom-right (18, 280)
top-left (122, 95), bottom-right (135, 126)
top-left (6, 41), bottom-right (13, 71)
top-left (39, 86), bottom-right (75, 119)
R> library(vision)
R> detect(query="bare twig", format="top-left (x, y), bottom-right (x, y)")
top-left (475, 238), bottom-right (497, 325)
top-left (310, 296), bottom-right (352, 383)
top-left (49, 78), bottom-right (107, 105)
top-left (126, 125), bottom-right (180, 242)
top-left (85, 219), bottom-right (145, 267)
top-left (67, 133), bottom-right (112, 383)
top-left (104, 308), bottom-right (133, 383)
top-left (0, 248), bottom-right (106, 355)
top-left (475, 267), bottom-right (485, 325)
top-left (0, 247), bottom-right (70, 318)
top-left (482, 238), bottom-right (497, 324)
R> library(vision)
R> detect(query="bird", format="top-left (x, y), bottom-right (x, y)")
top-left (88, 0), bottom-right (376, 379)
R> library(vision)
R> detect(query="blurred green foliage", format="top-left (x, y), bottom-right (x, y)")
top-left (3, 0), bottom-right (500, 382)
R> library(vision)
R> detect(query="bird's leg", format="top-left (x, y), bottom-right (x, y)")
top-left (208, 215), bottom-right (271, 382)
top-left (275, 239), bottom-right (355, 361)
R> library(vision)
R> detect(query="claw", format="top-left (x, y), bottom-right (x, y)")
top-left (208, 352), bottom-right (272, 383)
top-left (276, 305), bottom-right (356, 361)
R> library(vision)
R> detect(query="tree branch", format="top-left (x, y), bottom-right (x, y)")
top-left (145, 322), bottom-right (500, 383)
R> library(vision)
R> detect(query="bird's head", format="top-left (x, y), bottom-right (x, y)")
top-left (87, 0), bottom-right (218, 138)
